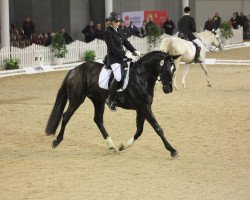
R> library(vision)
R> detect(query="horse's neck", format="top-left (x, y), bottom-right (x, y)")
top-left (197, 31), bottom-right (213, 44)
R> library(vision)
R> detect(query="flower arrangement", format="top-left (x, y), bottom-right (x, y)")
top-left (51, 33), bottom-right (68, 58)
top-left (4, 57), bottom-right (20, 70)
top-left (220, 21), bottom-right (233, 39)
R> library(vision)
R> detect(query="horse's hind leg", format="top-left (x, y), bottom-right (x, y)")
top-left (200, 62), bottom-right (212, 87)
top-left (92, 99), bottom-right (117, 152)
top-left (52, 101), bottom-right (83, 148)
top-left (119, 110), bottom-right (145, 151)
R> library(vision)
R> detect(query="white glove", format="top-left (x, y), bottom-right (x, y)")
top-left (133, 50), bottom-right (141, 57)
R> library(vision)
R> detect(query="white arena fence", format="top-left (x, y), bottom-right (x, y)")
top-left (0, 29), bottom-right (249, 78)
top-left (0, 35), bottom-right (159, 69)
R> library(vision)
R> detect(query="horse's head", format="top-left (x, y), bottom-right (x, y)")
top-left (211, 30), bottom-right (224, 50)
top-left (159, 54), bottom-right (180, 94)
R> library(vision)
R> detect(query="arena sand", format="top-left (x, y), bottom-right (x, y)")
top-left (0, 47), bottom-right (249, 200)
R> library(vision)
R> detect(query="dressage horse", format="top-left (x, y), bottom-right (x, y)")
top-left (160, 30), bottom-right (223, 90)
top-left (45, 51), bottom-right (180, 157)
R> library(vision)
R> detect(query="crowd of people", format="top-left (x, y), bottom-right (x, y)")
top-left (9, 17), bottom-right (73, 48)
top-left (8, 11), bottom-right (249, 48)
top-left (204, 11), bottom-right (249, 39)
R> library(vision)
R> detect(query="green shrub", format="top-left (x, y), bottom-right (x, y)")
top-left (51, 33), bottom-right (67, 58)
top-left (220, 22), bottom-right (233, 39)
top-left (84, 50), bottom-right (96, 61)
top-left (4, 57), bottom-right (20, 70)
top-left (147, 23), bottom-right (162, 47)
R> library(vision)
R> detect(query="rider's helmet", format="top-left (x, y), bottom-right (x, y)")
top-left (184, 7), bottom-right (191, 13)
top-left (108, 11), bottom-right (122, 22)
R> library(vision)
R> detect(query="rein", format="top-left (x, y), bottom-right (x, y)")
top-left (194, 32), bottom-right (222, 52)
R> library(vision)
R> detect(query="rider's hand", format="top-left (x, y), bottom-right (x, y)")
top-left (133, 50), bottom-right (141, 57)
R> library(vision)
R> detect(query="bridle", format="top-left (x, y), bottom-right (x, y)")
top-left (158, 59), bottom-right (175, 84)
top-left (194, 32), bottom-right (223, 52)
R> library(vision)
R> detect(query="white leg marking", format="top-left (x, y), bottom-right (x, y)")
top-left (105, 137), bottom-right (117, 152)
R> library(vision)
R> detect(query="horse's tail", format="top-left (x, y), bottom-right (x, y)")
top-left (45, 71), bottom-right (70, 135)
top-left (160, 38), bottom-right (171, 53)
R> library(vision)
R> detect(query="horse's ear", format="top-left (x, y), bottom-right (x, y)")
top-left (171, 55), bottom-right (181, 60)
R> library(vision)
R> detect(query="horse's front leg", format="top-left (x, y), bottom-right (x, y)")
top-left (92, 100), bottom-right (117, 152)
top-left (182, 63), bottom-right (189, 88)
top-left (173, 58), bottom-right (181, 91)
top-left (143, 105), bottom-right (178, 157)
top-left (118, 110), bottom-right (145, 151)
top-left (200, 62), bottom-right (212, 87)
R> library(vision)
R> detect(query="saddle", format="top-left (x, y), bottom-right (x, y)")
top-left (98, 58), bottom-right (132, 91)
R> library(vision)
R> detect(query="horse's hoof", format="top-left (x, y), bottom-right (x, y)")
top-left (118, 144), bottom-right (125, 151)
top-left (46, 131), bottom-right (55, 136)
top-left (171, 150), bottom-right (179, 158)
top-left (108, 146), bottom-right (117, 153)
top-left (51, 140), bottom-right (60, 149)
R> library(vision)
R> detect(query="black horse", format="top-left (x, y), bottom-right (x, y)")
top-left (45, 51), bottom-right (180, 157)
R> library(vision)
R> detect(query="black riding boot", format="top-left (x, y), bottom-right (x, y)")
top-left (106, 79), bottom-right (118, 111)
top-left (194, 46), bottom-right (202, 63)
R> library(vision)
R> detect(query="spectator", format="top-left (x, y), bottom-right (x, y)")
top-left (119, 21), bottom-right (130, 38)
top-left (22, 17), bottom-right (35, 39)
top-left (230, 12), bottom-right (241, 29)
top-left (82, 20), bottom-right (95, 43)
top-left (95, 23), bottom-right (104, 40)
top-left (240, 12), bottom-right (249, 39)
top-left (44, 32), bottom-right (53, 46)
top-left (105, 18), bottom-right (111, 28)
top-left (145, 15), bottom-right (156, 33)
top-left (128, 21), bottom-right (140, 37)
top-left (212, 12), bottom-right (221, 30)
top-left (162, 17), bottom-right (175, 35)
top-left (60, 28), bottom-right (73, 44)
top-left (204, 16), bottom-right (214, 31)
top-left (140, 20), bottom-right (147, 37)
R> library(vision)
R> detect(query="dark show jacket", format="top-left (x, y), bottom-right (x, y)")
top-left (103, 26), bottom-right (136, 65)
top-left (178, 15), bottom-right (197, 40)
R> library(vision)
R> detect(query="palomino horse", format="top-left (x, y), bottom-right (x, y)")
top-left (45, 51), bottom-right (180, 157)
top-left (160, 30), bottom-right (223, 90)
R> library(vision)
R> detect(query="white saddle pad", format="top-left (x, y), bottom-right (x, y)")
top-left (98, 63), bottom-right (130, 92)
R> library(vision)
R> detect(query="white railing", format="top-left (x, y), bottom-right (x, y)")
top-left (0, 31), bottom-right (246, 69)
top-left (0, 34), bottom-right (170, 69)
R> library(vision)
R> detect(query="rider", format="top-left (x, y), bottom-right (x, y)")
top-left (103, 11), bottom-right (141, 111)
top-left (178, 7), bottom-right (202, 63)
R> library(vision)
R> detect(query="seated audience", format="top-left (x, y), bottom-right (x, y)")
top-left (162, 17), bottom-right (175, 35)
top-left (61, 28), bottom-right (73, 44)
top-left (82, 20), bottom-right (96, 43)
top-left (128, 21), bottom-right (140, 37)
top-left (204, 16), bottom-right (214, 31)
top-left (212, 12), bottom-right (221, 30)
top-left (94, 23), bottom-right (104, 40)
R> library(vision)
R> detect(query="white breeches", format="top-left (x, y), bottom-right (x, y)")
top-left (193, 38), bottom-right (205, 49)
top-left (111, 63), bottom-right (122, 82)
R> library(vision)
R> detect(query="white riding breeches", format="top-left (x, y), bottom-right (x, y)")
top-left (193, 38), bottom-right (205, 49)
top-left (111, 63), bottom-right (122, 82)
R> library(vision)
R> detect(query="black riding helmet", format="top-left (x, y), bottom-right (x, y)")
top-left (108, 11), bottom-right (122, 22)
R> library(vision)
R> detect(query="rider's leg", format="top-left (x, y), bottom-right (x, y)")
top-left (192, 39), bottom-right (202, 63)
top-left (106, 63), bottom-right (121, 111)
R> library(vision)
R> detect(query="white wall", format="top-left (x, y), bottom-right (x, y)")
top-left (196, 0), bottom-right (250, 31)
